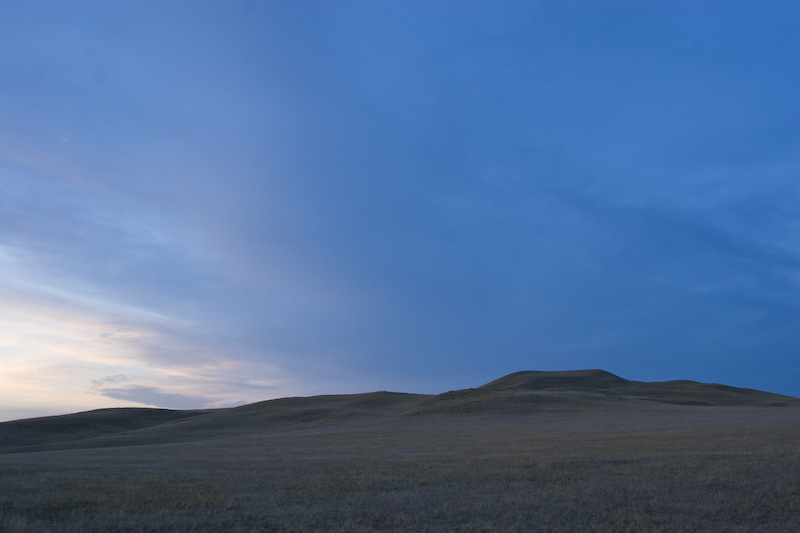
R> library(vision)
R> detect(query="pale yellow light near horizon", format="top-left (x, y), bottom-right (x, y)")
top-left (0, 296), bottom-right (293, 422)
top-left (0, 243), bottom-right (196, 419)
top-left (0, 308), bottom-right (157, 420)
top-left (0, 242), bottom-right (304, 422)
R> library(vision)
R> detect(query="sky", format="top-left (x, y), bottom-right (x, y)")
top-left (0, 0), bottom-right (798, 422)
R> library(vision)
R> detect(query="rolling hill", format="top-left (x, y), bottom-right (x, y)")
top-left (1, 369), bottom-right (797, 454)
top-left (2, 369), bottom-right (799, 532)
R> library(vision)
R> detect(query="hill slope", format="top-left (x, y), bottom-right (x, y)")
top-left (0, 408), bottom-right (211, 451)
top-left (1, 370), bottom-right (797, 453)
top-left (477, 369), bottom-right (797, 406)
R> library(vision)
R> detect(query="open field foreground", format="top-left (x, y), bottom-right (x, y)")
top-left (1, 370), bottom-right (799, 532)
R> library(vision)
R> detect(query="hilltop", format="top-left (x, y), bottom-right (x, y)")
top-left (477, 369), bottom-right (796, 406)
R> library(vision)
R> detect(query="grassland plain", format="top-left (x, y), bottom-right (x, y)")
top-left (1, 370), bottom-right (799, 532)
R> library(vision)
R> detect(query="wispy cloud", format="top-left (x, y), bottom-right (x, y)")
top-left (0, 288), bottom-right (292, 420)
top-left (90, 375), bottom-right (132, 387)
top-left (0, 169), bottom-right (297, 420)
top-left (95, 386), bottom-right (211, 411)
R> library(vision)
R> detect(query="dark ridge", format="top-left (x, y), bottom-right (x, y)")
top-left (227, 391), bottom-right (426, 424)
top-left (0, 392), bottom-right (428, 454)
top-left (0, 407), bottom-right (211, 450)
top-left (479, 369), bottom-right (630, 391)
top-left (618, 380), bottom-right (800, 406)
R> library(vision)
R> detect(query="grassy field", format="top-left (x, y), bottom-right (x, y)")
top-left (1, 371), bottom-right (798, 532)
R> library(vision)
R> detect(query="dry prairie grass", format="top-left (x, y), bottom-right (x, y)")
top-left (1, 371), bottom-right (799, 532)
top-left (1, 403), bottom-right (799, 532)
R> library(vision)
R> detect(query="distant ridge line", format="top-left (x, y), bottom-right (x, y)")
top-left (479, 369), bottom-right (631, 391)
top-left (1, 369), bottom-right (798, 454)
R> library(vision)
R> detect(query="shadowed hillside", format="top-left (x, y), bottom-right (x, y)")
top-left (0, 392), bottom-right (426, 453)
top-left (1, 370), bottom-right (798, 453)
top-left (0, 407), bottom-right (210, 451)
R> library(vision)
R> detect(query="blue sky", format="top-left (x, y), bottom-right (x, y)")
top-left (1, 0), bottom-right (798, 421)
